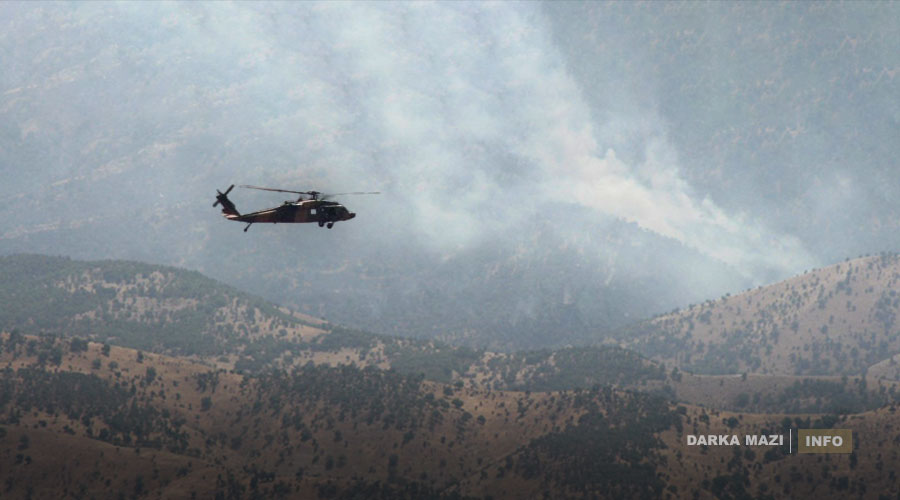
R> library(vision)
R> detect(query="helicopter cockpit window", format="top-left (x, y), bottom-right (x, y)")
top-left (310, 209), bottom-right (317, 215)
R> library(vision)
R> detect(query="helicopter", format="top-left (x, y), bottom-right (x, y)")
top-left (213, 184), bottom-right (379, 232)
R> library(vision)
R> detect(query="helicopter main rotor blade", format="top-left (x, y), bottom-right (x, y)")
top-left (240, 185), bottom-right (310, 195)
top-left (320, 191), bottom-right (380, 200)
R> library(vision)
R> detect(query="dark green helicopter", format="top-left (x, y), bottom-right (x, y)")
top-left (214, 185), bottom-right (378, 232)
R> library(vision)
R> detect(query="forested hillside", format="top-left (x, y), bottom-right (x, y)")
top-left (622, 254), bottom-right (900, 377)
top-left (0, 255), bottom-right (670, 393)
top-left (0, 254), bottom-right (325, 355)
top-left (0, 334), bottom-right (678, 499)
top-left (3, 333), bottom-right (900, 499)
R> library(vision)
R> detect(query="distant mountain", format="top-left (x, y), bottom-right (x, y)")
top-left (0, 254), bottom-right (672, 391)
top-left (11, 252), bottom-right (900, 417)
top-left (4, 256), bottom-right (900, 498)
top-left (621, 254), bottom-right (900, 377)
top-left (0, 254), bottom-right (326, 355)
top-left (1, 192), bottom-right (750, 352)
top-left (255, 207), bottom-right (750, 350)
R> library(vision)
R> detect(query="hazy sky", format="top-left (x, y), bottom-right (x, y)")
top-left (3, 1), bottom-right (898, 287)
top-left (136, 1), bottom-right (815, 278)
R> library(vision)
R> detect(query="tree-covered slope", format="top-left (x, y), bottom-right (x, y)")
top-left (0, 254), bottom-right (672, 392)
top-left (0, 334), bottom-right (679, 499)
top-left (4, 334), bottom-right (897, 499)
top-left (0, 254), bottom-right (325, 355)
top-left (621, 254), bottom-right (900, 377)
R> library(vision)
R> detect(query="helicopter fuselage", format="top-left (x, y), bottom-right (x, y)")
top-left (214, 184), bottom-right (372, 231)
top-left (228, 200), bottom-right (356, 225)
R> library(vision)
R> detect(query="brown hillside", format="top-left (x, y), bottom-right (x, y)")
top-left (623, 254), bottom-right (900, 377)
top-left (4, 334), bottom-right (900, 498)
top-left (656, 405), bottom-right (900, 499)
top-left (58, 266), bottom-right (327, 344)
top-left (0, 335), bottom-right (664, 499)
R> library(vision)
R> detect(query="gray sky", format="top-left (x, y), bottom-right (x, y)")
top-left (3, 1), bottom-right (898, 290)
top-left (128, 1), bottom-right (815, 277)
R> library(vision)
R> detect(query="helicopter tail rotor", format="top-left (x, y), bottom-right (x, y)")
top-left (214, 185), bottom-right (240, 217)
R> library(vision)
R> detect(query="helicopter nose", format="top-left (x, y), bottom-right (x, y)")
top-left (348, 212), bottom-right (356, 219)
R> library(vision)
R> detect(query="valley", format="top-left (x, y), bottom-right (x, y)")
top-left (3, 255), bottom-right (900, 498)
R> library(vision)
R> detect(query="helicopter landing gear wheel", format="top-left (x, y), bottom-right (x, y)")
top-left (318, 221), bottom-right (324, 227)
top-left (326, 222), bottom-right (334, 229)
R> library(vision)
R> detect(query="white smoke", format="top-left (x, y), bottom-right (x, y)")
top-left (2, 1), bottom-right (816, 281)
top-left (238, 1), bottom-right (813, 278)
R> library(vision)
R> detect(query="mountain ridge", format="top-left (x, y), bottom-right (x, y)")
top-left (621, 253), bottom-right (900, 377)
